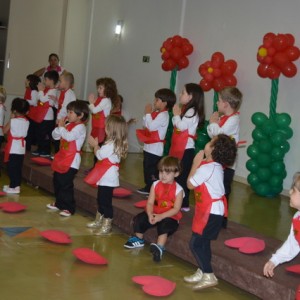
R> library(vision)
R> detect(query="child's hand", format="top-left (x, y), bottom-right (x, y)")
top-left (263, 261), bottom-right (276, 278)
top-left (210, 112), bottom-right (219, 124)
top-left (173, 104), bottom-right (181, 116)
top-left (88, 136), bottom-right (99, 148)
top-left (57, 118), bottom-right (65, 128)
top-left (144, 104), bottom-right (153, 114)
top-left (38, 82), bottom-right (45, 91)
top-left (152, 214), bottom-right (162, 224)
top-left (193, 150), bottom-right (205, 166)
top-left (148, 214), bottom-right (156, 224)
top-left (88, 93), bottom-right (96, 104)
top-left (48, 94), bottom-right (58, 102)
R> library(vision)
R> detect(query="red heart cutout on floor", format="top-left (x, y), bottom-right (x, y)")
top-left (132, 275), bottom-right (176, 297)
top-left (40, 230), bottom-right (72, 244)
top-left (31, 157), bottom-right (52, 166)
top-left (224, 237), bottom-right (251, 248)
top-left (0, 191), bottom-right (6, 196)
top-left (134, 200), bottom-right (147, 208)
top-left (1, 202), bottom-right (27, 213)
top-left (225, 237), bottom-right (265, 254)
top-left (73, 248), bottom-right (108, 265)
top-left (286, 264), bottom-right (300, 274)
top-left (296, 284), bottom-right (300, 300)
top-left (113, 187), bottom-right (132, 198)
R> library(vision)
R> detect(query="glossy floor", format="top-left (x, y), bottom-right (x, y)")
top-left (0, 153), bottom-right (294, 299)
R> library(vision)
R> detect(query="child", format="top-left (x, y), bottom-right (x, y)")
top-left (0, 86), bottom-right (7, 148)
top-left (170, 83), bottom-right (205, 211)
top-left (263, 172), bottom-right (300, 278)
top-left (124, 156), bottom-right (183, 262)
top-left (136, 88), bottom-right (176, 195)
top-left (111, 94), bottom-right (136, 125)
top-left (47, 100), bottom-right (89, 217)
top-left (32, 70), bottom-right (59, 157)
top-left (207, 87), bottom-right (243, 227)
top-left (184, 134), bottom-right (237, 290)
top-left (3, 98), bottom-right (29, 194)
top-left (85, 115), bottom-right (128, 234)
top-left (24, 74), bottom-right (41, 151)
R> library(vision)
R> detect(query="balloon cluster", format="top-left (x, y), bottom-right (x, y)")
top-left (257, 33), bottom-right (300, 79)
top-left (160, 35), bottom-right (194, 71)
top-left (199, 52), bottom-right (238, 92)
top-left (246, 112), bottom-right (293, 197)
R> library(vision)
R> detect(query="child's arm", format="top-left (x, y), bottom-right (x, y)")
top-left (89, 96), bottom-right (111, 114)
top-left (57, 91), bottom-right (76, 120)
top-left (143, 108), bottom-right (168, 131)
top-left (187, 150), bottom-right (205, 190)
top-left (207, 114), bottom-right (239, 139)
top-left (88, 136), bottom-right (100, 156)
top-left (52, 121), bottom-right (85, 142)
top-left (146, 184), bottom-right (155, 224)
top-left (3, 120), bottom-right (10, 134)
top-left (172, 106), bottom-right (198, 131)
top-left (26, 90), bottom-right (39, 106)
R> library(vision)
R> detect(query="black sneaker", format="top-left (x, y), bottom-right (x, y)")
top-left (40, 152), bottom-right (51, 158)
top-left (150, 243), bottom-right (163, 262)
top-left (124, 236), bottom-right (145, 249)
top-left (137, 187), bottom-right (150, 195)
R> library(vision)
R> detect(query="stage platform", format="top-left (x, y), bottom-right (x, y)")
top-left (20, 154), bottom-right (300, 299)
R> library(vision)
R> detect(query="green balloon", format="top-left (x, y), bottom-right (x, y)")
top-left (247, 145), bottom-right (260, 158)
top-left (269, 175), bottom-right (282, 187)
top-left (257, 154), bottom-right (272, 167)
top-left (247, 173), bottom-right (260, 186)
top-left (271, 132), bottom-right (285, 146)
top-left (271, 147), bottom-right (285, 160)
top-left (254, 183), bottom-right (271, 197)
top-left (262, 119), bottom-right (277, 135)
top-left (258, 140), bottom-right (272, 153)
top-left (277, 127), bottom-right (293, 139)
top-left (257, 168), bottom-right (271, 181)
top-left (252, 128), bottom-right (267, 141)
top-left (271, 185), bottom-right (283, 195)
top-left (275, 113), bottom-right (291, 128)
top-left (270, 161), bottom-right (285, 175)
top-left (281, 141), bottom-right (290, 153)
top-left (246, 159), bottom-right (259, 172)
top-left (251, 112), bottom-right (268, 127)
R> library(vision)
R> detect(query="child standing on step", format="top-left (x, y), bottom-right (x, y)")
top-left (264, 172), bottom-right (300, 278)
top-left (85, 115), bottom-right (128, 235)
top-left (3, 98), bottom-right (29, 194)
top-left (0, 86), bottom-right (7, 149)
top-left (47, 100), bottom-right (89, 217)
top-left (124, 156), bottom-right (183, 262)
top-left (184, 134), bottom-right (237, 290)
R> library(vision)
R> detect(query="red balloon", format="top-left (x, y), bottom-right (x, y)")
top-left (273, 53), bottom-right (288, 68)
top-left (170, 47), bottom-right (184, 62)
top-left (264, 56), bottom-right (273, 64)
top-left (204, 73), bottom-right (214, 82)
top-left (181, 38), bottom-right (190, 45)
top-left (182, 43), bottom-right (193, 55)
top-left (281, 62), bottom-right (297, 77)
top-left (285, 46), bottom-right (300, 61)
top-left (212, 68), bottom-right (221, 77)
top-left (273, 34), bottom-right (288, 51)
top-left (161, 51), bottom-right (170, 61)
top-left (211, 52), bottom-right (225, 67)
top-left (164, 40), bottom-right (172, 52)
top-left (172, 35), bottom-right (183, 47)
top-left (223, 75), bottom-right (237, 86)
top-left (263, 32), bottom-right (276, 47)
top-left (165, 59), bottom-right (176, 71)
top-left (162, 61), bottom-right (169, 71)
top-left (257, 64), bottom-right (269, 78)
top-left (199, 64), bottom-right (208, 77)
top-left (177, 56), bottom-right (189, 70)
top-left (267, 64), bottom-right (280, 79)
top-left (200, 79), bottom-right (212, 92)
top-left (213, 78), bottom-right (225, 92)
top-left (285, 33), bottom-right (295, 47)
top-left (268, 47), bottom-right (276, 56)
top-left (221, 60), bottom-right (237, 75)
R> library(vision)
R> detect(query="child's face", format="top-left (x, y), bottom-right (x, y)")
top-left (153, 98), bottom-right (167, 111)
top-left (179, 87), bottom-right (192, 105)
top-left (59, 76), bottom-right (69, 90)
top-left (44, 77), bottom-right (54, 88)
top-left (97, 85), bottom-right (105, 97)
top-left (67, 110), bottom-right (82, 123)
top-left (289, 187), bottom-right (300, 210)
top-left (204, 137), bottom-right (217, 158)
top-left (217, 97), bottom-right (228, 113)
top-left (159, 170), bottom-right (179, 184)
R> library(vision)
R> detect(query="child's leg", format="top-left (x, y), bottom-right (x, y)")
top-left (0, 135), bottom-right (3, 149)
top-left (97, 185), bottom-right (114, 218)
top-left (8, 154), bottom-right (24, 188)
top-left (143, 151), bottom-right (161, 192)
top-left (176, 148), bottom-right (195, 208)
top-left (223, 167), bottom-right (235, 228)
top-left (38, 120), bottom-right (54, 155)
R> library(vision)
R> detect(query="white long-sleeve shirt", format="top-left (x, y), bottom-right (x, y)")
top-left (270, 211), bottom-right (300, 267)
top-left (10, 117), bottom-right (29, 154)
top-left (0, 104), bottom-right (5, 136)
top-left (143, 111), bottom-right (169, 156)
top-left (25, 90), bottom-right (39, 107)
top-left (89, 97), bottom-right (112, 117)
top-left (172, 108), bottom-right (199, 149)
top-left (52, 123), bottom-right (86, 170)
top-left (57, 89), bottom-right (76, 120)
top-left (38, 88), bottom-right (58, 120)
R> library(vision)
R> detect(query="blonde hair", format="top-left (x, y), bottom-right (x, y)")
top-left (105, 115), bottom-right (128, 159)
top-left (0, 86), bottom-right (7, 103)
top-left (219, 87), bottom-right (243, 111)
top-left (61, 72), bottom-right (74, 87)
top-left (291, 172), bottom-right (300, 191)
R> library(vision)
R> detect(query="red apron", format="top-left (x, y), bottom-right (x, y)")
top-left (57, 89), bottom-right (69, 115)
top-left (51, 123), bottom-right (82, 173)
top-left (192, 164), bottom-right (227, 234)
top-left (84, 158), bottom-right (120, 186)
top-left (218, 112), bottom-right (240, 127)
top-left (91, 97), bottom-right (106, 143)
top-left (24, 88), bottom-right (37, 122)
top-left (150, 181), bottom-right (182, 221)
top-left (293, 216), bottom-right (300, 245)
top-left (34, 88), bottom-right (52, 123)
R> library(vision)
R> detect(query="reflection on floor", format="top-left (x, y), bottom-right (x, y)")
top-left (0, 152), bottom-right (294, 299)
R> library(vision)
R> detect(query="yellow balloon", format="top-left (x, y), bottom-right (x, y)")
top-left (161, 47), bottom-right (166, 53)
top-left (208, 67), bottom-right (213, 73)
top-left (258, 47), bottom-right (267, 57)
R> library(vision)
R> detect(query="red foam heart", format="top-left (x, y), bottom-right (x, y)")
top-left (286, 264), bottom-right (300, 274)
top-left (1, 202), bottom-right (27, 213)
top-left (296, 284), bottom-right (300, 300)
top-left (134, 200), bottom-right (147, 208)
top-left (224, 237), bottom-right (252, 248)
top-left (73, 248), bottom-right (108, 265)
top-left (31, 157), bottom-right (52, 166)
top-left (0, 191), bottom-right (6, 196)
top-left (40, 230), bottom-right (72, 244)
top-left (132, 276), bottom-right (176, 297)
top-left (113, 187), bottom-right (132, 198)
top-left (225, 237), bottom-right (265, 254)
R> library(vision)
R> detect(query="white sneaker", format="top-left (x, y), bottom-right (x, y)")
top-left (5, 187), bottom-right (20, 194)
top-left (46, 203), bottom-right (59, 211)
top-left (60, 210), bottom-right (72, 217)
top-left (3, 185), bottom-right (9, 192)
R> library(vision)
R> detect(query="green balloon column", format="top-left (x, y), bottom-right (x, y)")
top-left (246, 32), bottom-right (300, 197)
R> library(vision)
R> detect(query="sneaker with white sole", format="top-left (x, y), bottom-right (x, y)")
top-left (40, 152), bottom-right (51, 158)
top-left (46, 203), bottom-right (59, 211)
top-left (60, 210), bottom-right (72, 217)
top-left (136, 187), bottom-right (150, 195)
top-left (5, 187), bottom-right (20, 194)
top-left (31, 151), bottom-right (40, 156)
top-left (181, 207), bottom-right (190, 212)
top-left (124, 236), bottom-right (145, 249)
top-left (150, 243), bottom-right (164, 262)
top-left (3, 185), bottom-right (9, 192)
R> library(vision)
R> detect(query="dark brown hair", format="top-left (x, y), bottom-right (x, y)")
top-left (158, 156), bottom-right (181, 174)
top-left (155, 88), bottom-right (176, 110)
top-left (96, 77), bottom-right (118, 108)
top-left (67, 100), bottom-right (89, 122)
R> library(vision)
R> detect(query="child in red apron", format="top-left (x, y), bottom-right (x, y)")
top-left (184, 134), bottom-right (237, 290)
top-left (264, 172), bottom-right (300, 278)
top-left (24, 74), bottom-right (41, 151)
top-left (207, 87), bottom-right (243, 228)
top-left (47, 100), bottom-right (89, 217)
top-left (0, 86), bottom-right (7, 148)
top-left (111, 94), bottom-right (136, 125)
top-left (124, 156), bottom-right (183, 262)
top-left (3, 98), bottom-right (29, 194)
top-left (170, 83), bottom-right (205, 211)
top-left (136, 88), bottom-right (176, 195)
top-left (32, 70), bottom-right (59, 157)
top-left (85, 115), bottom-right (128, 235)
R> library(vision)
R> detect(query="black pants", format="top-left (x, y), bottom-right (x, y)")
top-left (189, 214), bottom-right (223, 273)
top-left (26, 119), bottom-right (37, 151)
top-left (224, 167), bottom-right (235, 203)
top-left (53, 168), bottom-right (77, 214)
top-left (0, 136), bottom-right (4, 149)
top-left (97, 186), bottom-right (114, 218)
top-left (143, 151), bottom-right (161, 192)
top-left (7, 154), bottom-right (24, 188)
top-left (133, 211), bottom-right (179, 236)
top-left (37, 120), bottom-right (54, 154)
top-left (176, 148), bottom-right (195, 208)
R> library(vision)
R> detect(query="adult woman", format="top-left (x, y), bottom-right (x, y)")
top-left (34, 53), bottom-right (66, 78)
